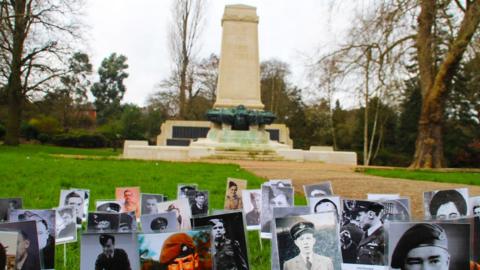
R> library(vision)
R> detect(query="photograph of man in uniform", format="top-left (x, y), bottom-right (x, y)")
top-left (60, 190), bottom-right (85, 225)
top-left (141, 194), bottom-right (164, 215)
top-left (224, 179), bottom-right (246, 210)
top-left (424, 188), bottom-right (468, 220)
top-left (96, 201), bottom-right (121, 213)
top-left (389, 222), bottom-right (470, 270)
top-left (178, 185), bottom-right (197, 199)
top-left (243, 190), bottom-right (261, 227)
top-left (159, 233), bottom-right (200, 270)
top-left (115, 187), bottom-right (141, 219)
top-left (141, 212), bottom-right (178, 233)
top-left (354, 201), bottom-right (385, 266)
top-left (94, 234), bottom-right (131, 270)
top-left (87, 213), bottom-right (119, 232)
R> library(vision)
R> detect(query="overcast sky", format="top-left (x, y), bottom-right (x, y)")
top-left (85, 0), bottom-right (357, 106)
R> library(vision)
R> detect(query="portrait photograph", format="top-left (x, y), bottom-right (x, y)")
top-left (378, 197), bottom-right (411, 221)
top-left (59, 189), bottom-right (86, 226)
top-left (470, 196), bottom-right (480, 216)
top-left (138, 228), bottom-right (212, 270)
top-left (87, 212), bottom-right (119, 233)
top-left (0, 231), bottom-right (18, 270)
top-left (141, 193), bottom-right (164, 216)
top-left (9, 209), bottom-right (56, 269)
top-left (188, 190), bottom-right (209, 217)
top-left (0, 220), bottom-right (41, 270)
top-left (115, 187), bottom-right (141, 219)
top-left (81, 233), bottom-right (139, 270)
top-left (0, 198), bottom-right (22, 222)
top-left (340, 199), bottom-right (386, 267)
top-left (275, 212), bottom-right (342, 270)
top-left (242, 189), bottom-right (261, 229)
top-left (157, 198), bottom-right (192, 230)
top-left (140, 212), bottom-right (178, 233)
top-left (73, 188), bottom-right (90, 222)
top-left (423, 188), bottom-right (469, 220)
top-left (224, 178), bottom-right (247, 210)
top-left (55, 206), bottom-right (77, 244)
top-left (119, 211), bottom-right (137, 232)
top-left (96, 200), bottom-right (122, 213)
top-left (260, 183), bottom-right (294, 237)
top-left (303, 181), bottom-right (334, 198)
top-left (177, 183), bottom-right (198, 199)
top-left (192, 211), bottom-right (249, 270)
top-left (387, 221), bottom-right (470, 270)
top-left (271, 206), bottom-right (310, 270)
top-left (308, 196), bottom-right (341, 219)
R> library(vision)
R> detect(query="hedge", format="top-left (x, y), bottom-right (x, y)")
top-left (52, 132), bottom-right (107, 148)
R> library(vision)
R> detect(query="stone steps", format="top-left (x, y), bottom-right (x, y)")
top-left (204, 150), bottom-right (284, 161)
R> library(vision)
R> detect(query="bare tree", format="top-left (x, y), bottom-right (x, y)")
top-left (168, 0), bottom-right (207, 119)
top-left (0, 0), bottom-right (84, 145)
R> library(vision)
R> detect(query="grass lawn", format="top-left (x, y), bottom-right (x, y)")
top-left (363, 168), bottom-right (480, 185)
top-left (0, 144), bottom-right (303, 269)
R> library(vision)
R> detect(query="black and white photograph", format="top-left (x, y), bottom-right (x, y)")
top-left (140, 193), bottom-right (164, 215)
top-left (55, 206), bottom-right (77, 244)
top-left (0, 220), bottom-right (41, 270)
top-left (387, 221), bottom-right (470, 270)
top-left (81, 233), bottom-right (139, 270)
top-left (157, 198), bottom-right (192, 230)
top-left (367, 193), bottom-right (400, 200)
top-left (187, 190), bottom-right (209, 217)
top-left (224, 178), bottom-right (247, 210)
top-left (242, 189), bottom-right (261, 229)
top-left (177, 183), bottom-right (198, 199)
top-left (75, 188), bottom-right (90, 222)
top-left (59, 189), bottom-right (86, 225)
top-left (140, 212), bottom-right (178, 233)
top-left (96, 200), bottom-right (122, 213)
top-left (9, 209), bottom-right (56, 269)
top-left (191, 211), bottom-right (249, 270)
top-left (340, 199), bottom-right (386, 267)
top-left (87, 212), bottom-right (119, 233)
top-left (308, 196), bottom-right (341, 220)
top-left (470, 196), bottom-right (480, 216)
top-left (271, 206), bottom-right (310, 270)
top-left (423, 188), bottom-right (469, 220)
top-left (119, 211), bottom-right (137, 232)
top-left (275, 212), bottom-right (341, 270)
top-left (303, 182), bottom-right (333, 198)
top-left (260, 183), bottom-right (294, 237)
top-left (0, 198), bottom-right (22, 222)
top-left (0, 230), bottom-right (18, 270)
top-left (379, 197), bottom-right (411, 221)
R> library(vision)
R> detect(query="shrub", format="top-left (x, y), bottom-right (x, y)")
top-left (28, 116), bottom-right (60, 136)
top-left (21, 122), bottom-right (39, 140)
top-left (52, 131), bottom-right (107, 148)
top-left (0, 123), bottom-right (5, 139)
top-left (37, 133), bottom-right (51, 144)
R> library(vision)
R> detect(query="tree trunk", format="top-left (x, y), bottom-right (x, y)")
top-left (4, 0), bottom-right (27, 146)
top-left (363, 47), bottom-right (371, 166)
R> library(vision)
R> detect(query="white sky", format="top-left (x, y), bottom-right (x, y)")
top-left (85, 0), bottom-right (357, 106)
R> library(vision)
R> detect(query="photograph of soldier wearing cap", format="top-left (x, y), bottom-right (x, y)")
top-left (388, 222), bottom-right (470, 270)
top-left (424, 189), bottom-right (468, 220)
top-left (192, 212), bottom-right (249, 270)
top-left (141, 212), bottom-right (178, 233)
top-left (96, 201), bottom-right (121, 213)
top-left (81, 233), bottom-right (139, 270)
top-left (275, 212), bottom-right (341, 270)
top-left (340, 200), bottom-right (386, 266)
top-left (87, 212), bottom-right (119, 232)
top-left (178, 184), bottom-right (198, 199)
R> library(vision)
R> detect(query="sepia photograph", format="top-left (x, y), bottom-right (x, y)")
top-left (157, 198), bottom-right (192, 230)
top-left (303, 182), bottom-right (334, 198)
top-left (260, 183), bottom-right (294, 237)
top-left (55, 206), bottom-right (77, 244)
top-left (388, 221), bottom-right (470, 270)
top-left (81, 233), bottom-right (139, 270)
top-left (59, 189), bottom-right (86, 226)
top-left (138, 228), bottom-right (212, 270)
top-left (0, 220), bottom-right (41, 270)
top-left (96, 200), bottom-right (122, 213)
top-left (115, 187), bottom-right (141, 219)
top-left (275, 212), bottom-right (342, 270)
top-left (0, 198), bottom-right (22, 222)
top-left (0, 231), bottom-right (18, 270)
top-left (141, 193), bottom-right (164, 215)
top-left (242, 189), bottom-right (261, 229)
top-left (340, 199), bottom-right (386, 266)
top-left (87, 212), bottom-right (119, 233)
top-left (423, 188), bottom-right (469, 220)
top-left (177, 184), bottom-right (198, 199)
top-left (9, 209), bottom-right (56, 269)
top-left (224, 178), bottom-right (247, 210)
top-left (140, 212), bottom-right (178, 233)
top-left (187, 190), bottom-right (209, 217)
top-left (192, 211), bottom-right (249, 270)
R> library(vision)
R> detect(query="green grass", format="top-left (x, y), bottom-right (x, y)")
top-left (364, 168), bottom-right (480, 185)
top-left (0, 144), bottom-right (306, 269)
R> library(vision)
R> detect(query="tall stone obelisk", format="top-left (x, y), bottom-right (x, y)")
top-left (213, 5), bottom-right (264, 110)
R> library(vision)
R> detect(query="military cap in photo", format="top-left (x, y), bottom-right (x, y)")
top-left (354, 201), bottom-right (384, 214)
top-left (290, 221), bottom-right (315, 240)
top-left (150, 217), bottom-right (168, 230)
top-left (97, 203), bottom-right (121, 213)
top-left (160, 233), bottom-right (195, 264)
top-left (391, 223), bottom-right (448, 268)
